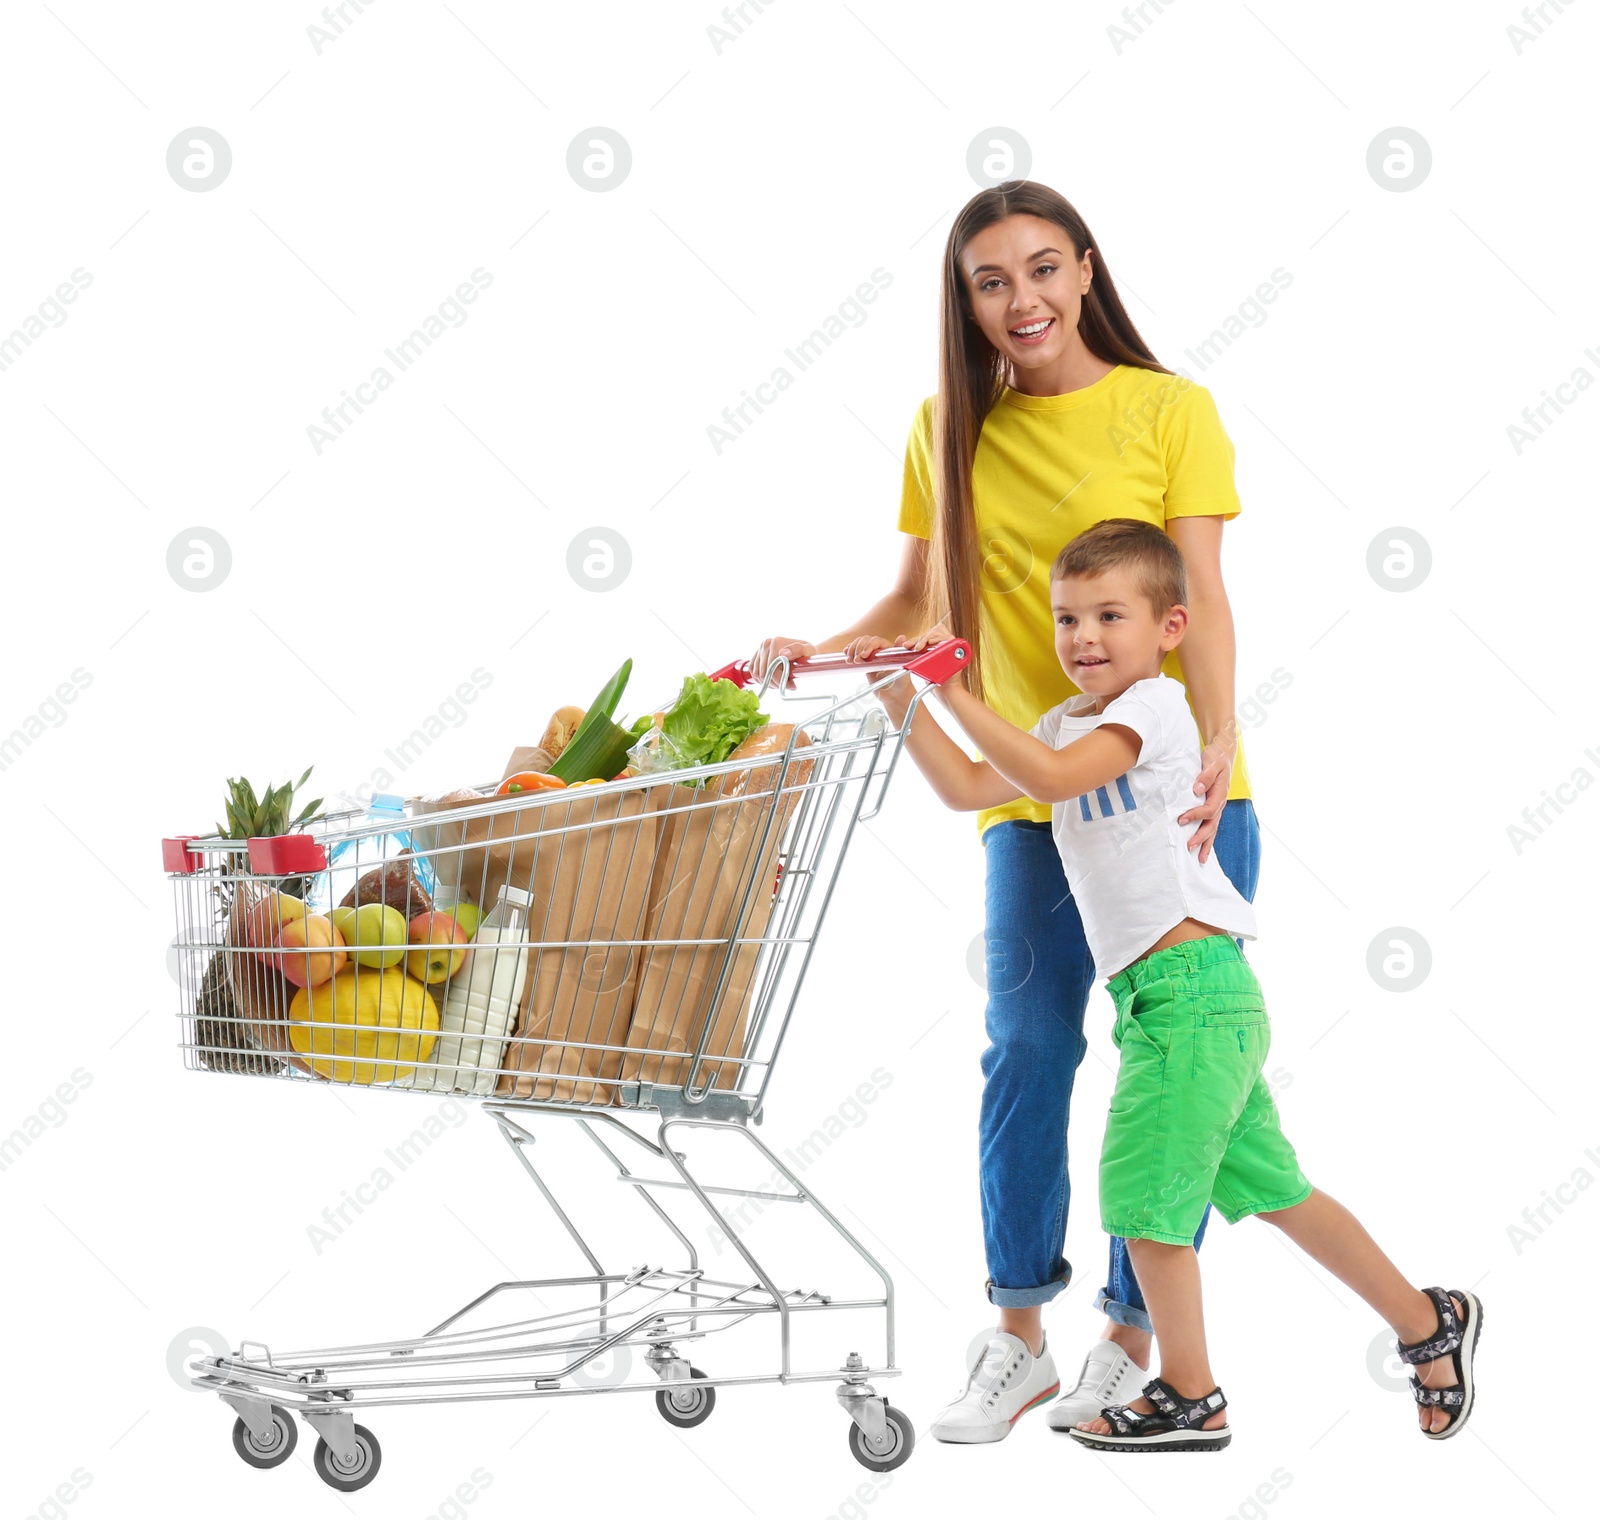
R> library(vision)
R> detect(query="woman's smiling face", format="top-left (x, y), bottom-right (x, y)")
top-left (960, 214), bottom-right (1093, 374)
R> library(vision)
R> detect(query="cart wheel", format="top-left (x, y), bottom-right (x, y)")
top-left (847, 1403), bottom-right (914, 1473)
top-left (312, 1424), bottom-right (381, 1491)
top-left (231, 1404), bottom-right (297, 1469)
top-left (655, 1367), bottom-right (715, 1428)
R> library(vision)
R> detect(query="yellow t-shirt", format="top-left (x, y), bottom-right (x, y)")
top-left (897, 363), bottom-right (1253, 837)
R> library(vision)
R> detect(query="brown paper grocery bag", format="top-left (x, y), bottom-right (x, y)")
top-left (620, 727), bottom-right (813, 1094)
top-left (494, 780), bottom-right (663, 1103)
top-left (412, 755), bottom-right (663, 1102)
top-left (410, 782), bottom-right (572, 911)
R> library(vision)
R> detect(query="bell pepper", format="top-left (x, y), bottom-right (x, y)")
top-left (497, 771), bottom-right (567, 796)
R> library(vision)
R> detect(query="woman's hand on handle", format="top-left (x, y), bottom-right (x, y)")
top-left (1178, 730), bottom-right (1236, 865)
top-left (749, 637), bottom-right (817, 684)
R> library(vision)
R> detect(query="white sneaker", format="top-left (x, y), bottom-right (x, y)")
top-left (929, 1331), bottom-right (1061, 1444)
top-left (1047, 1340), bottom-right (1146, 1431)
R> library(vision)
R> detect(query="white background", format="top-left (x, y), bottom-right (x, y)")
top-left (2, 3), bottom-right (1595, 1517)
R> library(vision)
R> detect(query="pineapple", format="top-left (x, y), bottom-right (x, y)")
top-left (215, 767), bottom-right (323, 845)
top-left (193, 943), bottom-right (284, 1075)
top-left (190, 767), bottom-right (322, 1073)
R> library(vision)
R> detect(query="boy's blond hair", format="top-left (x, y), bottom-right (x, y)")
top-left (1052, 518), bottom-right (1187, 617)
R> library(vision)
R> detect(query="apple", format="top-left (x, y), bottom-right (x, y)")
top-left (345, 902), bottom-right (408, 968)
top-left (245, 890), bottom-right (309, 963)
top-left (406, 911), bottom-right (468, 984)
top-left (441, 900), bottom-right (482, 941)
top-left (277, 914), bottom-right (347, 988)
top-left (330, 905), bottom-right (359, 946)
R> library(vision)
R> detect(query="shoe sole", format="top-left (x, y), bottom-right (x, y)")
top-left (1066, 1425), bottom-right (1232, 1453)
top-left (931, 1381), bottom-right (1061, 1444)
top-left (1423, 1291), bottom-right (1482, 1442)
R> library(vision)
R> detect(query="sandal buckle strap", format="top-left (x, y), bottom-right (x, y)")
top-left (1410, 1382), bottom-right (1466, 1409)
top-left (1102, 1402), bottom-right (1142, 1435)
top-left (1396, 1286), bottom-right (1464, 1366)
top-left (1140, 1379), bottom-right (1227, 1429)
top-left (1145, 1381), bottom-right (1180, 1418)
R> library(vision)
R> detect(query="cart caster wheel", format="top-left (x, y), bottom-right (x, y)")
top-left (312, 1424), bottom-right (381, 1491)
top-left (847, 1403), bottom-right (914, 1473)
top-left (231, 1404), bottom-right (297, 1468)
top-left (656, 1367), bottom-right (715, 1428)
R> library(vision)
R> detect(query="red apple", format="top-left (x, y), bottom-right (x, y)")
top-left (406, 911), bottom-right (467, 984)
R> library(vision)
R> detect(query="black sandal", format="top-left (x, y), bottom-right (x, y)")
top-left (1065, 1377), bottom-right (1231, 1452)
top-left (1397, 1286), bottom-right (1483, 1441)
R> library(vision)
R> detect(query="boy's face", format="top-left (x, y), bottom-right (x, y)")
top-left (1051, 568), bottom-right (1187, 702)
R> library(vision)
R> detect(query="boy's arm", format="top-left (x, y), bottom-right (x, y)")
top-left (875, 677), bottom-right (1022, 813)
top-left (938, 684), bottom-right (1141, 804)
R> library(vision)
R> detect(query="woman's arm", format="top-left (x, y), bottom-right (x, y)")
top-left (1166, 514), bottom-right (1237, 864)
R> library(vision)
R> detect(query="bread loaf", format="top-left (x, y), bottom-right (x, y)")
top-left (423, 786), bottom-right (481, 810)
top-left (725, 723), bottom-right (814, 804)
top-left (338, 856), bottom-right (433, 919)
top-left (538, 707), bottom-right (586, 760)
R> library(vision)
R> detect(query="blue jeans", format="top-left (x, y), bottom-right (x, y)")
top-left (978, 800), bottom-right (1261, 1327)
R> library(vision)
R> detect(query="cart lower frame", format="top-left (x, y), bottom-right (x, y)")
top-left (190, 1099), bottom-right (913, 1484)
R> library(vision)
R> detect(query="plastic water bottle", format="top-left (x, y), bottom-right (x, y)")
top-left (311, 793), bottom-right (436, 914)
top-left (406, 885), bottom-right (533, 1094)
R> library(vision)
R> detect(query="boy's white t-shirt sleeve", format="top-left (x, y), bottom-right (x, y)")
top-left (1098, 680), bottom-right (1172, 761)
top-left (1029, 706), bottom-right (1061, 747)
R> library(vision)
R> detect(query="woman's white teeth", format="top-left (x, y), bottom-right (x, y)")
top-left (1013, 319), bottom-right (1052, 336)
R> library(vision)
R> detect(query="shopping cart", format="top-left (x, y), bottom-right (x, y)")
top-left (164, 640), bottom-right (969, 1491)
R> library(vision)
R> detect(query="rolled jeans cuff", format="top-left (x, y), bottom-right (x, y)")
top-left (986, 1266), bottom-right (1071, 1309)
top-left (1095, 1290), bottom-right (1153, 1334)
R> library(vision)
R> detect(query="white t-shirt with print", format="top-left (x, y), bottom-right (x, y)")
top-left (1029, 673), bottom-right (1256, 980)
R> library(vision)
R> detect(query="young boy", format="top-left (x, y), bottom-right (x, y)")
top-left (862, 518), bottom-right (1482, 1450)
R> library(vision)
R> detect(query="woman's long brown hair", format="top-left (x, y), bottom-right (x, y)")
top-left (929, 180), bottom-right (1167, 701)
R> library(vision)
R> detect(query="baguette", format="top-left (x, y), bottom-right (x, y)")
top-left (538, 707), bottom-right (586, 760)
top-left (725, 723), bottom-right (814, 802)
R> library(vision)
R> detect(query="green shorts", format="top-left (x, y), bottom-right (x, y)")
top-left (1099, 933), bottom-right (1312, 1246)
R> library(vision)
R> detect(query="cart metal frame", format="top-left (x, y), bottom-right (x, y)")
top-left (168, 643), bottom-right (970, 1488)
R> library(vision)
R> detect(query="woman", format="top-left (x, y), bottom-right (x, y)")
top-left (751, 180), bottom-right (1260, 1443)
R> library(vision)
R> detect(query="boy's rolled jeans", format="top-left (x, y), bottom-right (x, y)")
top-left (977, 801), bottom-right (1260, 1325)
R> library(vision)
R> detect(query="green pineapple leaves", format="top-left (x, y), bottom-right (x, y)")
top-left (216, 766), bottom-right (323, 839)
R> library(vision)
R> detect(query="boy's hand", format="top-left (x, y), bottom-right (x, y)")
top-left (846, 635), bottom-right (915, 722)
top-left (876, 620), bottom-right (960, 710)
top-left (904, 622), bottom-right (955, 651)
top-left (909, 625), bottom-right (963, 707)
top-left (843, 633), bottom-right (898, 663)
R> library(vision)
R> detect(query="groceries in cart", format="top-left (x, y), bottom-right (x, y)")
top-left (173, 654), bottom-right (825, 1101)
top-left (625, 669), bottom-right (769, 782)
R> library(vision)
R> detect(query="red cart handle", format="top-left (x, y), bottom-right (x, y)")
top-left (711, 637), bottom-right (971, 691)
top-left (159, 833), bottom-right (328, 875)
